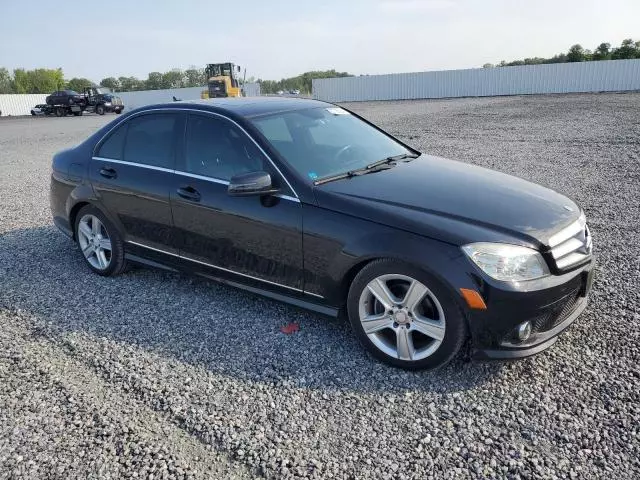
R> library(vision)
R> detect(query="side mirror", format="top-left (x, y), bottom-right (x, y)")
top-left (228, 171), bottom-right (279, 197)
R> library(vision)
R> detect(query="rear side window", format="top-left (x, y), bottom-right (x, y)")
top-left (97, 123), bottom-right (127, 160)
top-left (123, 114), bottom-right (177, 169)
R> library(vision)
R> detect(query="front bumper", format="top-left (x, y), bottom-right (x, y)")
top-left (468, 259), bottom-right (594, 360)
top-left (103, 104), bottom-right (123, 112)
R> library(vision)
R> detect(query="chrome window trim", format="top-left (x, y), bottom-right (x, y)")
top-left (91, 158), bottom-right (300, 203)
top-left (173, 170), bottom-right (229, 186)
top-left (93, 106), bottom-right (300, 199)
top-left (173, 170), bottom-right (300, 202)
top-left (92, 157), bottom-right (175, 174)
top-left (127, 240), bottom-right (322, 297)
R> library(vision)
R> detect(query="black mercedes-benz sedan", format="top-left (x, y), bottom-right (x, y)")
top-left (50, 97), bottom-right (595, 369)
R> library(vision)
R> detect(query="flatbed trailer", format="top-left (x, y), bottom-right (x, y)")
top-left (42, 104), bottom-right (85, 117)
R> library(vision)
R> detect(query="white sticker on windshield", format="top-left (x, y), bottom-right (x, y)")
top-left (326, 107), bottom-right (350, 115)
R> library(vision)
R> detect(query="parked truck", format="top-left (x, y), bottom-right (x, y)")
top-left (42, 87), bottom-right (124, 117)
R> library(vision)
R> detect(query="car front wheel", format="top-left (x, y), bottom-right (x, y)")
top-left (347, 259), bottom-right (467, 370)
top-left (74, 205), bottom-right (127, 276)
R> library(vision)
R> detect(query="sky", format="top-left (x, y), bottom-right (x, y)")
top-left (1, 0), bottom-right (639, 82)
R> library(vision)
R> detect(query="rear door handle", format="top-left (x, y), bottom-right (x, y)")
top-left (99, 167), bottom-right (117, 179)
top-left (177, 185), bottom-right (201, 202)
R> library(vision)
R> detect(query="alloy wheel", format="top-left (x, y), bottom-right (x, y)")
top-left (358, 274), bottom-right (446, 361)
top-left (77, 214), bottom-right (112, 270)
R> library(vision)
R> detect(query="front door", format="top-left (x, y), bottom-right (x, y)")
top-left (91, 111), bottom-right (183, 252)
top-left (170, 112), bottom-right (304, 293)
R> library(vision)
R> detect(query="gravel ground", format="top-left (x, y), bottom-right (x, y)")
top-left (1, 93), bottom-right (639, 479)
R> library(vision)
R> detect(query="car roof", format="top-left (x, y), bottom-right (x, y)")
top-left (141, 96), bottom-right (332, 118)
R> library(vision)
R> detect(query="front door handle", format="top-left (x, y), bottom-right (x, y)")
top-left (99, 167), bottom-right (117, 179)
top-left (177, 185), bottom-right (201, 202)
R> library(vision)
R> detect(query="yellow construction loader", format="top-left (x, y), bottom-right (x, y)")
top-left (201, 63), bottom-right (244, 99)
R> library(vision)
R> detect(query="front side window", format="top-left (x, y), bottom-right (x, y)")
top-left (251, 107), bottom-right (411, 182)
top-left (184, 114), bottom-right (266, 181)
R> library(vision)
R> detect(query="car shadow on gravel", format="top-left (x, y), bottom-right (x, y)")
top-left (0, 226), bottom-right (506, 393)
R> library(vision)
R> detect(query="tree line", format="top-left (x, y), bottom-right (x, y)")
top-left (485, 38), bottom-right (640, 68)
top-left (0, 66), bottom-right (209, 95)
top-left (3, 38), bottom-right (637, 95)
top-left (258, 70), bottom-right (352, 94)
top-left (0, 65), bottom-right (352, 95)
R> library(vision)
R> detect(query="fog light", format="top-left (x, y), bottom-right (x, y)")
top-left (517, 321), bottom-right (532, 342)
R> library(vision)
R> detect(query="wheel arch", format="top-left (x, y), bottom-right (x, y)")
top-left (68, 201), bottom-right (91, 240)
top-left (337, 257), bottom-right (380, 310)
top-left (67, 197), bottom-right (118, 242)
top-left (328, 230), bottom-right (473, 318)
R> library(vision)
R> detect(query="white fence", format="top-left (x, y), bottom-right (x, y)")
top-left (0, 83), bottom-right (262, 116)
top-left (117, 86), bottom-right (205, 111)
top-left (0, 94), bottom-right (48, 116)
top-left (313, 59), bottom-right (640, 102)
top-left (243, 82), bottom-right (261, 97)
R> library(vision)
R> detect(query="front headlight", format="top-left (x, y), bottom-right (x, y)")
top-left (462, 243), bottom-right (550, 282)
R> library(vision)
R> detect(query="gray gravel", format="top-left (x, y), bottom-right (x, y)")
top-left (1, 94), bottom-right (639, 479)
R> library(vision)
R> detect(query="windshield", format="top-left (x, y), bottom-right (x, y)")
top-left (251, 107), bottom-right (412, 182)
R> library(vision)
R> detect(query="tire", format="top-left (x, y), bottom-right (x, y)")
top-left (96, 104), bottom-right (105, 115)
top-left (55, 107), bottom-right (64, 117)
top-left (347, 259), bottom-right (467, 370)
top-left (73, 110), bottom-right (82, 116)
top-left (74, 205), bottom-right (127, 277)
top-left (115, 109), bottom-right (122, 114)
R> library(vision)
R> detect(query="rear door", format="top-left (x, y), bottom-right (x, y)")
top-left (91, 111), bottom-right (183, 252)
top-left (170, 111), bottom-right (304, 293)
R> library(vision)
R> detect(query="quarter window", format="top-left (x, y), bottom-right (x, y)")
top-left (97, 123), bottom-right (127, 160)
top-left (184, 114), bottom-right (265, 180)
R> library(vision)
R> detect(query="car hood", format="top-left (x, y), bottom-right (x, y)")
top-left (313, 155), bottom-right (580, 247)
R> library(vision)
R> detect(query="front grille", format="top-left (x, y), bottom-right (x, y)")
top-left (548, 214), bottom-right (592, 271)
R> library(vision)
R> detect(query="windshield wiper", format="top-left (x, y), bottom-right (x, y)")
top-left (314, 153), bottom-right (420, 185)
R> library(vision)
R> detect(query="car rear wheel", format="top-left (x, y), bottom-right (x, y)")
top-left (96, 104), bottom-right (105, 115)
top-left (74, 205), bottom-right (127, 276)
top-left (55, 107), bottom-right (65, 117)
top-left (347, 259), bottom-right (467, 370)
